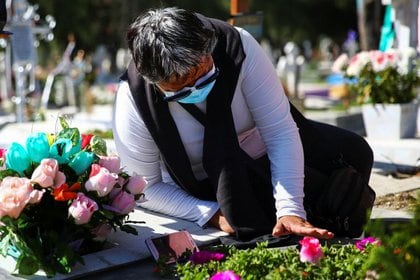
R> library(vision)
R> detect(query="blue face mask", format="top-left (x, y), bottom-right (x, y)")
top-left (162, 66), bottom-right (219, 103)
top-left (178, 80), bottom-right (216, 104)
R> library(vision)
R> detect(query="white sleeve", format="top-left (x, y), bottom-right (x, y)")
top-left (112, 82), bottom-right (219, 226)
top-left (237, 28), bottom-right (306, 219)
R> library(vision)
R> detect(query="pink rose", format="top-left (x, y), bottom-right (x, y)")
top-left (299, 236), bottom-right (324, 263)
top-left (125, 173), bottom-right (147, 195)
top-left (85, 164), bottom-right (118, 197)
top-left (98, 155), bottom-right (121, 174)
top-left (111, 191), bottom-right (136, 214)
top-left (31, 158), bottom-right (66, 188)
top-left (68, 193), bottom-right (98, 224)
top-left (0, 177), bottom-right (44, 219)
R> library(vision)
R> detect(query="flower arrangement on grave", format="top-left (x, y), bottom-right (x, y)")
top-left (155, 195), bottom-right (420, 279)
top-left (332, 47), bottom-right (420, 104)
top-left (173, 237), bottom-right (378, 280)
top-left (0, 117), bottom-right (147, 277)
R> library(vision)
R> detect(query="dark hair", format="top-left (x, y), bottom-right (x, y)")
top-left (126, 7), bottom-right (217, 83)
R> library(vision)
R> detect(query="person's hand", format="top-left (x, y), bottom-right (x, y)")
top-left (272, 215), bottom-right (334, 239)
top-left (208, 210), bottom-right (235, 235)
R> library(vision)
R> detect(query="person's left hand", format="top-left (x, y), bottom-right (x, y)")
top-left (272, 215), bottom-right (334, 239)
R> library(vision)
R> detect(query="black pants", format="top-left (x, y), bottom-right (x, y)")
top-left (290, 104), bottom-right (374, 186)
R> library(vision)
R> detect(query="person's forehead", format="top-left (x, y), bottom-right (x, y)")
top-left (158, 56), bottom-right (213, 90)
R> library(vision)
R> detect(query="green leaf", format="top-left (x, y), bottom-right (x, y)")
top-left (0, 169), bottom-right (20, 180)
top-left (90, 135), bottom-right (107, 156)
top-left (98, 209), bottom-right (115, 220)
top-left (0, 234), bottom-right (11, 257)
top-left (17, 255), bottom-right (39, 275)
top-left (58, 127), bottom-right (81, 146)
top-left (59, 116), bottom-right (70, 129)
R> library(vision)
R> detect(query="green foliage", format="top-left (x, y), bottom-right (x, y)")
top-left (363, 196), bottom-right (420, 279)
top-left (174, 197), bottom-right (420, 279)
top-left (176, 242), bottom-right (371, 280)
top-left (350, 64), bottom-right (419, 104)
top-left (84, 129), bottom-right (114, 139)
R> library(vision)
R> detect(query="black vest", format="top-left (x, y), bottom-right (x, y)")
top-left (123, 15), bottom-right (277, 240)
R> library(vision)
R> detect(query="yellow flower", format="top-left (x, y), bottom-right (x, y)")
top-left (47, 133), bottom-right (55, 146)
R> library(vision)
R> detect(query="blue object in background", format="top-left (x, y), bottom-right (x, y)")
top-left (379, 5), bottom-right (395, 51)
top-left (326, 73), bottom-right (357, 86)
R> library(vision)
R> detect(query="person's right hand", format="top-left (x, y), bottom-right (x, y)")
top-left (208, 210), bottom-right (235, 234)
top-left (272, 215), bottom-right (334, 239)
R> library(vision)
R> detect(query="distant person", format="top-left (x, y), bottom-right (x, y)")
top-left (71, 49), bottom-right (91, 110)
top-left (113, 7), bottom-right (374, 241)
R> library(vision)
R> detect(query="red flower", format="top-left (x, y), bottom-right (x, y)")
top-left (52, 183), bottom-right (81, 201)
top-left (81, 134), bottom-right (94, 149)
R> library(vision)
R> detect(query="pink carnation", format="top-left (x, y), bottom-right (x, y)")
top-left (299, 236), bottom-right (324, 263)
top-left (189, 251), bottom-right (225, 264)
top-left (210, 270), bottom-right (241, 280)
top-left (355, 236), bottom-right (380, 251)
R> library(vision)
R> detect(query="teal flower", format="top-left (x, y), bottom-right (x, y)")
top-left (49, 138), bottom-right (73, 164)
top-left (26, 132), bottom-right (50, 163)
top-left (5, 142), bottom-right (31, 175)
top-left (68, 151), bottom-right (95, 175)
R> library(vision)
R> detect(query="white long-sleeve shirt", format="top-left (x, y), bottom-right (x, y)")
top-left (112, 27), bottom-right (306, 227)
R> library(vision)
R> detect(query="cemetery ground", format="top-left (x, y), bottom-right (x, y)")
top-left (0, 103), bottom-right (419, 279)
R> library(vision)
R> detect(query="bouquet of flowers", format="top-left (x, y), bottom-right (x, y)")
top-left (0, 117), bottom-right (147, 277)
top-left (332, 47), bottom-right (420, 104)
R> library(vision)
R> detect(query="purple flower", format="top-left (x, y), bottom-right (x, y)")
top-left (210, 270), bottom-right (241, 280)
top-left (355, 237), bottom-right (380, 251)
top-left (189, 250), bottom-right (225, 264)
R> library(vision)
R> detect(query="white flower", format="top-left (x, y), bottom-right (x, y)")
top-left (332, 53), bottom-right (349, 74)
